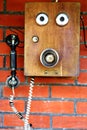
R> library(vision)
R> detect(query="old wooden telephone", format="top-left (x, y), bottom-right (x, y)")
top-left (25, 2), bottom-right (80, 77)
top-left (5, 1), bottom-right (80, 130)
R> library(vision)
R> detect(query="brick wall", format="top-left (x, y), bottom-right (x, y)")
top-left (0, 0), bottom-right (87, 130)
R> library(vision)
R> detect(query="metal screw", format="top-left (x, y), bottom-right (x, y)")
top-left (44, 70), bottom-right (48, 74)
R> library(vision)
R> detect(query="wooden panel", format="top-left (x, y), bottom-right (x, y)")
top-left (24, 2), bottom-right (80, 77)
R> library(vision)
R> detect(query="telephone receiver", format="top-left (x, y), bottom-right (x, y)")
top-left (5, 34), bottom-right (34, 130)
top-left (5, 34), bottom-right (20, 88)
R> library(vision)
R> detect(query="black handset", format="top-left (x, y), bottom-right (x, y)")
top-left (5, 34), bottom-right (20, 88)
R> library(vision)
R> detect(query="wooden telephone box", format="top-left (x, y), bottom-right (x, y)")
top-left (24, 2), bottom-right (80, 77)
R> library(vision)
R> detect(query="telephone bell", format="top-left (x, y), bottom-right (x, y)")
top-left (40, 48), bottom-right (59, 68)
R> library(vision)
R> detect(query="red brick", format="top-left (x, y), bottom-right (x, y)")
top-left (80, 58), bottom-right (87, 70)
top-left (77, 102), bottom-right (87, 114)
top-left (0, 29), bottom-right (3, 40)
top-left (80, 30), bottom-right (83, 43)
top-left (0, 0), bottom-right (3, 11)
top-left (34, 77), bottom-right (75, 84)
top-left (33, 86), bottom-right (49, 97)
top-left (52, 86), bottom-right (87, 98)
top-left (82, 15), bottom-right (87, 27)
top-left (3, 85), bottom-right (49, 98)
top-left (0, 56), bottom-right (4, 67)
top-left (0, 70), bottom-right (10, 82)
top-left (17, 56), bottom-right (24, 68)
top-left (0, 100), bottom-right (24, 112)
top-left (80, 44), bottom-right (87, 56)
top-left (53, 116), bottom-right (87, 128)
top-left (4, 114), bottom-right (50, 128)
top-left (80, 30), bottom-right (87, 43)
top-left (78, 72), bottom-right (87, 84)
top-left (16, 45), bottom-right (24, 55)
top-left (0, 15), bottom-right (24, 27)
top-left (0, 42), bottom-right (10, 54)
top-left (5, 55), bottom-right (10, 68)
top-left (7, 0), bottom-right (51, 11)
top-left (4, 115), bottom-right (23, 126)
top-left (29, 115), bottom-right (50, 128)
top-left (31, 101), bottom-right (74, 114)
top-left (16, 70), bottom-right (25, 82)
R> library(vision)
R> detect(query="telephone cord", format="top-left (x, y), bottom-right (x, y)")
top-left (24, 77), bottom-right (34, 130)
top-left (9, 86), bottom-right (25, 122)
top-left (9, 78), bottom-right (34, 130)
top-left (9, 94), bottom-right (25, 121)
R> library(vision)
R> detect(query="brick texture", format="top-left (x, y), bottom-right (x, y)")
top-left (0, 15), bottom-right (24, 27)
top-left (0, 56), bottom-right (4, 67)
top-left (80, 44), bottom-right (87, 56)
top-left (0, 0), bottom-right (87, 129)
top-left (4, 115), bottom-right (50, 128)
top-left (80, 58), bottom-right (87, 70)
top-left (0, 0), bottom-right (3, 11)
top-left (53, 116), bottom-right (87, 128)
top-left (30, 101), bottom-right (74, 114)
top-left (3, 85), bottom-right (49, 97)
top-left (77, 102), bottom-right (87, 114)
top-left (52, 86), bottom-right (87, 98)
top-left (29, 115), bottom-right (50, 128)
top-left (4, 115), bottom-right (24, 127)
top-left (78, 72), bottom-right (87, 84)
top-left (0, 29), bottom-right (3, 40)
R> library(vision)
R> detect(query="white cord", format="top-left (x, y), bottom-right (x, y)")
top-left (24, 78), bottom-right (34, 130)
top-left (9, 94), bottom-right (25, 122)
top-left (12, 86), bottom-right (15, 96)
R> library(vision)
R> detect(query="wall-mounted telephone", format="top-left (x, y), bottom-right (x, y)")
top-left (5, 2), bottom-right (80, 130)
top-left (25, 2), bottom-right (80, 77)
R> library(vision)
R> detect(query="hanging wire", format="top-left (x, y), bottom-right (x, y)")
top-left (12, 86), bottom-right (15, 96)
top-left (9, 28), bottom-right (24, 35)
top-left (9, 94), bottom-right (25, 122)
top-left (15, 28), bottom-right (24, 34)
top-left (80, 16), bottom-right (87, 48)
top-left (8, 28), bottom-right (18, 34)
top-left (9, 85), bottom-right (25, 122)
top-left (24, 77), bottom-right (34, 130)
